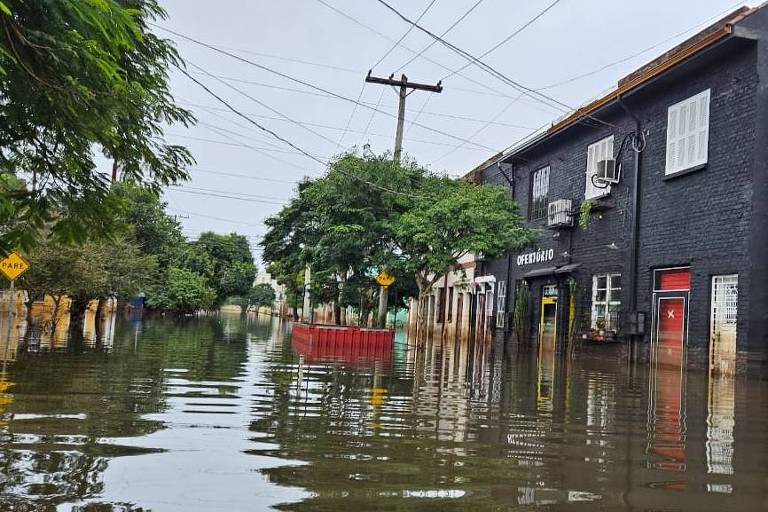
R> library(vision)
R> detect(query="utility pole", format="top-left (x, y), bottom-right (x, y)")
top-left (365, 71), bottom-right (442, 328)
top-left (364, 71), bottom-right (443, 162)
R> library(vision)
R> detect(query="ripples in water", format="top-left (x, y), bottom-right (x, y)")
top-left (0, 313), bottom-right (764, 511)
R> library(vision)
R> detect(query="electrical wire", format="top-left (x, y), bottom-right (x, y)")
top-left (170, 208), bottom-right (267, 227)
top-left (395, 0), bottom-right (486, 73)
top-left (337, 82), bottom-right (366, 151)
top-left (534, 0), bottom-right (745, 90)
top-left (171, 184), bottom-right (290, 202)
top-left (152, 23), bottom-right (498, 150)
top-left (179, 67), bottom-right (328, 166)
top-left (440, 0), bottom-right (564, 81)
top-left (177, 66), bottom-right (427, 199)
top-left (188, 167), bottom-right (299, 184)
top-left (166, 188), bottom-right (287, 205)
top-left (373, 0), bottom-right (616, 129)
top-left (182, 96), bottom-right (535, 130)
top-left (310, 0), bottom-right (519, 101)
top-left (359, 87), bottom-right (386, 147)
top-left (371, 0), bottom-right (438, 71)
top-left (187, 60), bottom-right (339, 150)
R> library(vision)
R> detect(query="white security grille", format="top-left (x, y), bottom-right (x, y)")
top-left (711, 275), bottom-right (738, 328)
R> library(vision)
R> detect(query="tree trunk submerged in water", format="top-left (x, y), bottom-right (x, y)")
top-left (68, 296), bottom-right (89, 340)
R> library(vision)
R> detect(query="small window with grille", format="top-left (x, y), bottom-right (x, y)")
top-left (529, 165), bottom-right (550, 220)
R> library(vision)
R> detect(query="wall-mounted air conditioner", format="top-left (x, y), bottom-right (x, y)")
top-left (595, 159), bottom-right (620, 184)
top-left (547, 199), bottom-right (574, 228)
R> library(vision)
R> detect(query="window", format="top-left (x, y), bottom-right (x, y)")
top-left (529, 165), bottom-right (550, 220)
top-left (711, 275), bottom-right (738, 327)
top-left (585, 136), bottom-right (614, 199)
top-left (447, 287), bottom-right (454, 323)
top-left (496, 281), bottom-right (507, 328)
top-left (666, 89), bottom-right (710, 175)
top-left (592, 274), bottom-right (621, 331)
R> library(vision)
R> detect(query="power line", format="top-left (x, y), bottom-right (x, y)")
top-left (371, 0), bottom-right (438, 71)
top-left (182, 96), bottom-right (535, 130)
top-left (395, 0), bottom-right (486, 73)
top-left (189, 167), bottom-right (300, 184)
top-left (177, 65), bottom-right (426, 199)
top-left (440, 0), bottom-right (564, 81)
top-left (534, 0), bottom-right (745, 90)
top-left (153, 23), bottom-right (498, 151)
top-left (178, 67), bottom-right (329, 166)
top-left (373, 0), bottom-right (615, 129)
top-left (337, 82), bottom-right (366, 152)
top-left (170, 208), bottom-right (266, 227)
top-left (359, 87), bottom-right (386, 147)
top-left (171, 184), bottom-right (290, 202)
top-left (167, 188), bottom-right (287, 205)
top-left (187, 60), bottom-right (339, 151)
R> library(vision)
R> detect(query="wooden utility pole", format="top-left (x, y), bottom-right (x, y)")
top-left (365, 71), bottom-right (443, 162)
top-left (364, 71), bottom-right (442, 328)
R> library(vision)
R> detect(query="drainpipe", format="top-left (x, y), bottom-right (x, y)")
top-left (498, 161), bottom-right (516, 340)
top-left (617, 95), bottom-right (643, 356)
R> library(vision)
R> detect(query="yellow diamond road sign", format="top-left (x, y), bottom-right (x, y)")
top-left (0, 251), bottom-right (29, 281)
top-left (375, 272), bottom-right (395, 287)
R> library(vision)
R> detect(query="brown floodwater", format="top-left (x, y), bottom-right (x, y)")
top-left (0, 313), bottom-right (765, 511)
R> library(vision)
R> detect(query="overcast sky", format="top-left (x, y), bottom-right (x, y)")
top-left (154, 0), bottom-right (758, 263)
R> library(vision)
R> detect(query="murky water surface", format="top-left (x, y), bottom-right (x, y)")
top-left (0, 314), bottom-right (766, 511)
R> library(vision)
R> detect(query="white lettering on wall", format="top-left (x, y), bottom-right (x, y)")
top-left (516, 248), bottom-right (555, 266)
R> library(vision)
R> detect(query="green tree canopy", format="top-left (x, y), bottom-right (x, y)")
top-left (145, 267), bottom-right (216, 314)
top-left (192, 232), bottom-right (257, 305)
top-left (261, 152), bottom-right (536, 326)
top-left (249, 283), bottom-right (277, 310)
top-left (0, 0), bottom-right (194, 250)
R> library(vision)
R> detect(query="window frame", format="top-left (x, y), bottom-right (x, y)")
top-left (591, 273), bottom-right (621, 331)
top-left (665, 89), bottom-right (711, 176)
top-left (529, 165), bottom-right (550, 221)
top-left (585, 135), bottom-right (614, 200)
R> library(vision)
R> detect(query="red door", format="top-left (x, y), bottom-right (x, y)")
top-left (657, 297), bottom-right (685, 368)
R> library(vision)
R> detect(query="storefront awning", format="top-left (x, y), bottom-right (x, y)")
top-left (522, 263), bottom-right (581, 278)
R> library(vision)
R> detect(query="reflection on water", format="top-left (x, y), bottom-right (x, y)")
top-left (0, 314), bottom-right (764, 511)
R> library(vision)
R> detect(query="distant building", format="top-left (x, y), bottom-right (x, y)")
top-left (253, 270), bottom-right (286, 315)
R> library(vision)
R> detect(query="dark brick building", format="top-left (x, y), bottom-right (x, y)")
top-left (467, 4), bottom-right (768, 370)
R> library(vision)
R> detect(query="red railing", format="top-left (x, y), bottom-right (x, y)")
top-left (291, 323), bottom-right (393, 365)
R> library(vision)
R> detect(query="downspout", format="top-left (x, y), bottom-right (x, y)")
top-left (617, 94), bottom-right (643, 355)
top-left (498, 161), bottom-right (516, 340)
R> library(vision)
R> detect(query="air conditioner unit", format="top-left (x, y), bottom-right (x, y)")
top-left (547, 199), bottom-right (574, 228)
top-left (595, 159), bottom-right (620, 184)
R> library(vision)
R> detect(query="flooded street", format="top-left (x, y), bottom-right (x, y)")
top-left (0, 314), bottom-right (766, 511)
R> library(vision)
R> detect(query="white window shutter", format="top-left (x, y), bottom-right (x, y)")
top-left (585, 136), bottom-right (613, 199)
top-left (666, 89), bottom-right (710, 175)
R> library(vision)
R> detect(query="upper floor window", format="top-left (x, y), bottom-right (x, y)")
top-left (585, 136), bottom-right (614, 199)
top-left (665, 89), bottom-right (710, 176)
top-left (529, 165), bottom-right (550, 220)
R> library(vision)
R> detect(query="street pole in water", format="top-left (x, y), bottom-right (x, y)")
top-left (2, 280), bottom-right (14, 374)
top-left (365, 72), bottom-right (442, 328)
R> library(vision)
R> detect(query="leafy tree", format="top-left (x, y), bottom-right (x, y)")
top-left (114, 182), bottom-right (185, 269)
top-left (192, 232), bottom-right (256, 305)
top-left (262, 152), bottom-right (536, 330)
top-left (389, 177), bottom-right (536, 327)
top-left (145, 267), bottom-right (216, 314)
top-left (21, 232), bottom-right (157, 336)
top-left (0, 0), bottom-right (194, 251)
top-left (262, 153), bottom-right (422, 324)
top-left (249, 283), bottom-right (276, 310)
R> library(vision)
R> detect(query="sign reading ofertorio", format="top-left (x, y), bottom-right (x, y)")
top-left (0, 251), bottom-right (30, 281)
top-left (375, 272), bottom-right (396, 287)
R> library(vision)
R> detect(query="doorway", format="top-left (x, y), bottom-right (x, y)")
top-left (710, 274), bottom-right (738, 376)
top-left (538, 285), bottom-right (558, 351)
top-left (652, 268), bottom-right (690, 368)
